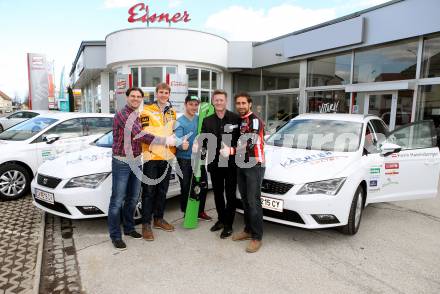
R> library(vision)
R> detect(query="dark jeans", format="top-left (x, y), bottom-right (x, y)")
top-left (108, 157), bottom-right (142, 241)
top-left (141, 160), bottom-right (171, 224)
top-left (209, 166), bottom-right (237, 229)
top-left (237, 165), bottom-right (265, 241)
top-left (177, 158), bottom-right (208, 214)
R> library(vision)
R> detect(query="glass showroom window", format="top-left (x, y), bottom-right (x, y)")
top-left (129, 66), bottom-right (177, 103)
top-left (262, 62), bottom-right (300, 90)
top-left (186, 68), bottom-right (220, 103)
top-left (233, 69), bottom-right (261, 93)
top-left (307, 90), bottom-right (350, 113)
top-left (422, 34), bottom-right (440, 79)
top-left (353, 39), bottom-right (418, 83)
top-left (416, 85), bottom-right (440, 145)
top-left (307, 53), bottom-right (351, 87)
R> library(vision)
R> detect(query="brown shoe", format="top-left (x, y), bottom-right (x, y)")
top-left (153, 218), bottom-right (175, 232)
top-left (142, 224), bottom-right (154, 241)
top-left (246, 240), bottom-right (262, 253)
top-left (232, 231), bottom-right (252, 241)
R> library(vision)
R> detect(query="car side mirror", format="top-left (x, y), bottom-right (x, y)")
top-left (43, 134), bottom-right (60, 144)
top-left (380, 142), bottom-right (401, 157)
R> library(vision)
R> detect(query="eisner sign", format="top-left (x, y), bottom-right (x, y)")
top-left (128, 3), bottom-right (191, 24)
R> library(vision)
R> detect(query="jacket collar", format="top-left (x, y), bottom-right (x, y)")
top-left (241, 111), bottom-right (253, 119)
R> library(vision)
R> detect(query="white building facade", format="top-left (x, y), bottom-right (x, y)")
top-left (70, 0), bottom-right (440, 132)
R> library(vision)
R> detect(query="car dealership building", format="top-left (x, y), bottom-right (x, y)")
top-left (70, 0), bottom-right (440, 131)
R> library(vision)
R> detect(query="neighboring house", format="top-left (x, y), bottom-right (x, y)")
top-left (0, 90), bottom-right (12, 113)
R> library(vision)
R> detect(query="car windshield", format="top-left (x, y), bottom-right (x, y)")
top-left (94, 131), bottom-right (113, 148)
top-left (266, 119), bottom-right (363, 152)
top-left (0, 117), bottom-right (57, 141)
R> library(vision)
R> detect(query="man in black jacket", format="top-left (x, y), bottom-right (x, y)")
top-left (200, 89), bottom-right (240, 239)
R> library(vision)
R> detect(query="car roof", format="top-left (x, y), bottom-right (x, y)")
top-left (32, 111), bottom-right (114, 120)
top-left (293, 113), bottom-right (381, 123)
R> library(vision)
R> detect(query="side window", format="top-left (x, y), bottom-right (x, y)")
top-left (44, 118), bottom-right (86, 140)
top-left (85, 117), bottom-right (113, 135)
top-left (25, 112), bottom-right (39, 119)
top-left (365, 123), bottom-right (380, 153)
top-left (370, 119), bottom-right (389, 144)
top-left (8, 112), bottom-right (24, 119)
top-left (387, 121), bottom-right (436, 150)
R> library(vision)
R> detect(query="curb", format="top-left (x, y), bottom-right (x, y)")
top-left (33, 211), bottom-right (45, 294)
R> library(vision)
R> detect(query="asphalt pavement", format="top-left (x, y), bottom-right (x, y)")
top-left (69, 192), bottom-right (440, 294)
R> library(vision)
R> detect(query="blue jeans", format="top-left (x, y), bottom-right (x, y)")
top-left (237, 165), bottom-right (265, 240)
top-left (141, 160), bottom-right (171, 224)
top-left (108, 157), bottom-right (142, 241)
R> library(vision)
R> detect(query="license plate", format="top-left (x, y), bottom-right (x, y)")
top-left (261, 196), bottom-right (283, 212)
top-left (35, 189), bottom-right (54, 205)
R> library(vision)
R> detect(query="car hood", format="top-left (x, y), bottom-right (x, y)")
top-left (37, 145), bottom-right (112, 179)
top-left (264, 145), bottom-right (358, 184)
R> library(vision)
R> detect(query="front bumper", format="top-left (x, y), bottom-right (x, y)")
top-left (31, 177), bottom-right (111, 219)
top-left (236, 181), bottom-right (355, 229)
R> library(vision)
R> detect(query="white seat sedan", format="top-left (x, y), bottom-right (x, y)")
top-left (0, 110), bottom-right (45, 132)
top-left (0, 112), bottom-right (114, 200)
top-left (31, 131), bottom-right (181, 222)
top-left (236, 113), bottom-right (440, 235)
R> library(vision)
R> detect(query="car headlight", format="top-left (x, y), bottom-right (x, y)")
top-left (64, 173), bottom-right (110, 189)
top-left (297, 178), bottom-right (346, 196)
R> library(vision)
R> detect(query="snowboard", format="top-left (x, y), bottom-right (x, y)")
top-left (183, 102), bottom-right (215, 229)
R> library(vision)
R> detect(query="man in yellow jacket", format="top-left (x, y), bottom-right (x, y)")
top-left (140, 82), bottom-right (177, 241)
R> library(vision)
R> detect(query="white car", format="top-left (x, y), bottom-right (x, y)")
top-left (0, 110), bottom-right (45, 132)
top-left (236, 113), bottom-right (440, 235)
top-left (0, 112), bottom-right (114, 200)
top-left (31, 131), bottom-right (182, 221)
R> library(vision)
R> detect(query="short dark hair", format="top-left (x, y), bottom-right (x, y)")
top-left (212, 89), bottom-right (228, 98)
top-left (185, 95), bottom-right (200, 104)
top-left (234, 92), bottom-right (252, 103)
top-left (126, 87), bottom-right (144, 97)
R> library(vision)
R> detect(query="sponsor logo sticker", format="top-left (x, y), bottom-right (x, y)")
top-left (385, 163), bottom-right (399, 169)
top-left (370, 167), bottom-right (380, 174)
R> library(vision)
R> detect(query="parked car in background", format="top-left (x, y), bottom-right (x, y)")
top-left (0, 112), bottom-right (114, 200)
top-left (0, 110), bottom-right (46, 133)
top-left (237, 113), bottom-right (440, 235)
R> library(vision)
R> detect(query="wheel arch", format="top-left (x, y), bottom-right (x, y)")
top-left (0, 161), bottom-right (35, 181)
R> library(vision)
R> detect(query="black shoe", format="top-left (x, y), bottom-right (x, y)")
top-left (220, 227), bottom-right (233, 239)
top-left (210, 221), bottom-right (224, 232)
top-left (112, 239), bottom-right (127, 251)
top-left (124, 231), bottom-right (142, 239)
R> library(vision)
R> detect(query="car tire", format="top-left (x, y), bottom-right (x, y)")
top-left (0, 163), bottom-right (31, 201)
top-left (340, 185), bottom-right (365, 235)
top-left (0, 124), bottom-right (4, 133)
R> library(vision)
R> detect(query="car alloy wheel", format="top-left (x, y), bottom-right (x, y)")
top-left (0, 170), bottom-right (26, 198)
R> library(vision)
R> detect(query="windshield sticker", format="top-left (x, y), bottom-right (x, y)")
top-left (385, 163), bottom-right (399, 169)
top-left (280, 151), bottom-right (348, 168)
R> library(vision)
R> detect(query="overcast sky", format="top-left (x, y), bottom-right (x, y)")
top-left (0, 0), bottom-right (389, 99)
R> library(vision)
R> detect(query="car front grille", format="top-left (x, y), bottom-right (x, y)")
top-left (261, 179), bottom-right (293, 195)
top-left (37, 174), bottom-right (62, 189)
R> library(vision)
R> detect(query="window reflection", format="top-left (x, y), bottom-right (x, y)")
top-left (354, 39), bottom-right (418, 83)
top-left (307, 53), bottom-right (351, 87)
